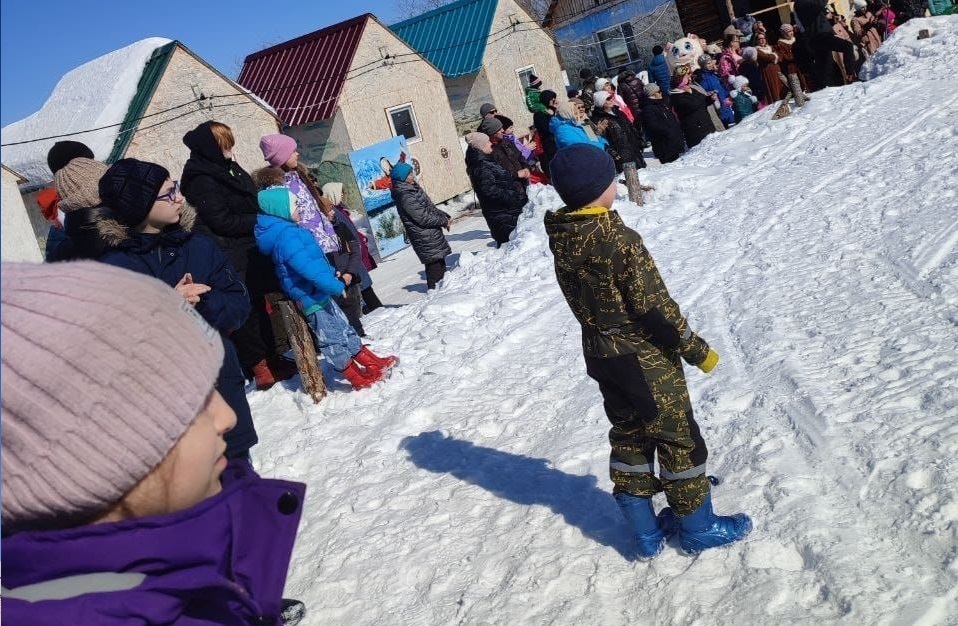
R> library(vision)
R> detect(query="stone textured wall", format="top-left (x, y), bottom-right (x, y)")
top-left (337, 19), bottom-right (471, 206)
top-left (123, 46), bottom-right (279, 180)
top-left (553, 0), bottom-right (684, 80)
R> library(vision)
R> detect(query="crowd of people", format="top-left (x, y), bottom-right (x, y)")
top-left (2, 6), bottom-right (909, 620)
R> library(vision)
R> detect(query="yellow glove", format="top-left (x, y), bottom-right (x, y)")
top-left (698, 349), bottom-right (719, 374)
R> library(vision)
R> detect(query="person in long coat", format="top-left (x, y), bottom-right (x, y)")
top-left (755, 32), bottom-right (785, 102)
top-left (669, 70), bottom-right (719, 149)
top-left (640, 84), bottom-right (685, 164)
top-left (464, 132), bottom-right (528, 247)
top-left (181, 121), bottom-right (291, 389)
top-left (389, 163), bottom-right (452, 290)
top-left (591, 91), bottom-right (647, 172)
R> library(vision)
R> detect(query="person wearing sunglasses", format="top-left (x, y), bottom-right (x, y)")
top-left (91, 158), bottom-right (261, 465)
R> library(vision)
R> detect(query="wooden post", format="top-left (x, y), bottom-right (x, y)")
top-left (277, 300), bottom-right (326, 403)
top-left (623, 161), bottom-right (644, 206)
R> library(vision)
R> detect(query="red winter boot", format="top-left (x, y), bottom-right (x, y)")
top-left (252, 358), bottom-right (277, 390)
top-left (342, 359), bottom-right (386, 390)
top-left (354, 345), bottom-right (398, 371)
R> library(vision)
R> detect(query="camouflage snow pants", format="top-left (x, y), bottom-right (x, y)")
top-left (585, 352), bottom-right (710, 515)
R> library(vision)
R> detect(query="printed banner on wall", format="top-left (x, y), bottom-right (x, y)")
top-left (347, 136), bottom-right (420, 259)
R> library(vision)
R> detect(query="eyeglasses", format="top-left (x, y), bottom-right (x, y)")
top-left (156, 180), bottom-right (180, 203)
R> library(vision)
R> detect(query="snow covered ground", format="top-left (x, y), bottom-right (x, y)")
top-left (249, 17), bottom-right (958, 626)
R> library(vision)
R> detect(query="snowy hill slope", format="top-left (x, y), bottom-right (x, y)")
top-left (250, 17), bottom-right (958, 626)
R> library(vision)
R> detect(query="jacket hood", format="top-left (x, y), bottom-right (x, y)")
top-left (95, 203), bottom-right (197, 248)
top-left (252, 166), bottom-right (287, 190)
top-left (544, 206), bottom-right (615, 270)
top-left (182, 121), bottom-right (227, 166)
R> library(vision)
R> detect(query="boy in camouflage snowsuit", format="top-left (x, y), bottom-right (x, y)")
top-left (544, 144), bottom-right (750, 558)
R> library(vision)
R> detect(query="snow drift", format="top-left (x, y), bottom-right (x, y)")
top-left (250, 17), bottom-right (958, 626)
top-left (1, 38), bottom-right (171, 184)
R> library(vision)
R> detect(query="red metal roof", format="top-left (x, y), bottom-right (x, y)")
top-left (238, 15), bottom-right (369, 127)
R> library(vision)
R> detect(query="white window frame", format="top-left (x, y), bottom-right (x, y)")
top-left (385, 102), bottom-right (422, 145)
top-left (516, 64), bottom-right (537, 90)
top-left (596, 22), bottom-right (640, 70)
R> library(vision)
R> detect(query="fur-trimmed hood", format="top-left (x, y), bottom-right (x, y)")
top-left (95, 202), bottom-right (198, 248)
top-left (251, 166), bottom-right (286, 190)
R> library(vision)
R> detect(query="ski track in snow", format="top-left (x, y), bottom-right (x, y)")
top-left (249, 17), bottom-right (958, 626)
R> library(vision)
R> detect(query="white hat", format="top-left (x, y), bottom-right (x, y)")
top-left (731, 75), bottom-right (750, 91)
top-left (594, 77), bottom-right (610, 91)
top-left (593, 91), bottom-right (610, 108)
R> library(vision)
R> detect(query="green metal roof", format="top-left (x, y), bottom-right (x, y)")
top-left (390, 0), bottom-right (498, 78)
top-left (107, 41), bottom-right (176, 164)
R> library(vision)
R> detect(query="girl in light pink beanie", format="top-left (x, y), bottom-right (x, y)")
top-left (2, 261), bottom-right (306, 625)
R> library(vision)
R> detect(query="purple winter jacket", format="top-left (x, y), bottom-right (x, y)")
top-left (2, 461), bottom-right (305, 625)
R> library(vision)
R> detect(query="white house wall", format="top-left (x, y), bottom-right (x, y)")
top-left (445, 69), bottom-right (494, 136)
top-left (484, 0), bottom-right (567, 131)
top-left (337, 19), bottom-right (470, 207)
top-left (2, 168), bottom-right (42, 263)
top-left (123, 46), bottom-right (279, 182)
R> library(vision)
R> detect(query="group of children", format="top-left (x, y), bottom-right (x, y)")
top-left (2, 102), bottom-right (756, 622)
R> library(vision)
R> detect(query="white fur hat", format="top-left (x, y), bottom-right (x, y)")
top-left (730, 75), bottom-right (750, 91)
top-left (593, 91), bottom-right (610, 108)
top-left (594, 77), bottom-right (610, 91)
top-left (853, 0), bottom-right (867, 9)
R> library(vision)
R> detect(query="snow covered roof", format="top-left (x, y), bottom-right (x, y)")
top-left (0, 37), bottom-right (172, 186)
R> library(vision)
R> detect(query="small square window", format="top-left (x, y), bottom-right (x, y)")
top-left (517, 65), bottom-right (537, 89)
top-left (386, 103), bottom-right (422, 144)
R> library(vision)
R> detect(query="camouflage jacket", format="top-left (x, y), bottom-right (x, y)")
top-left (544, 206), bottom-right (711, 363)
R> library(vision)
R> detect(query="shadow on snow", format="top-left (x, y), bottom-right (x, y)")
top-left (400, 431), bottom-right (635, 559)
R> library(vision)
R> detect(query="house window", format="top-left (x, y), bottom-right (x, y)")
top-left (386, 103), bottom-right (422, 144)
top-left (516, 65), bottom-right (537, 89)
top-left (596, 23), bottom-right (641, 70)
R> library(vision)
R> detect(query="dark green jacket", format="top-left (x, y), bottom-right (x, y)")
top-left (543, 206), bottom-right (710, 365)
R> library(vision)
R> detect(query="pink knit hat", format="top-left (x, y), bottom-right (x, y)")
top-left (1, 261), bottom-right (224, 529)
top-left (259, 133), bottom-right (297, 167)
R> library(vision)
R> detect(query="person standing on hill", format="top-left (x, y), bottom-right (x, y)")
top-left (640, 84), bottom-right (685, 164)
top-left (464, 132), bottom-right (527, 248)
top-left (543, 144), bottom-right (752, 560)
top-left (533, 89), bottom-right (560, 177)
top-left (649, 45), bottom-right (673, 105)
top-left (525, 74), bottom-right (549, 115)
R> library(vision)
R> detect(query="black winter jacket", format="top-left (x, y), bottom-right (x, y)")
top-left (326, 217), bottom-right (365, 284)
top-left (45, 207), bottom-right (110, 261)
top-left (465, 147), bottom-right (527, 246)
top-left (94, 206), bottom-right (257, 458)
top-left (491, 139), bottom-right (529, 193)
top-left (669, 89), bottom-right (718, 149)
top-left (533, 110), bottom-right (558, 167)
top-left (391, 181), bottom-right (452, 264)
top-left (795, 0), bottom-right (832, 39)
top-left (180, 122), bottom-right (264, 277)
top-left (640, 99), bottom-right (685, 164)
top-left (616, 71), bottom-right (646, 122)
top-left (592, 107), bottom-right (645, 169)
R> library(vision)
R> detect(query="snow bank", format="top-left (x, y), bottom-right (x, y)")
top-left (249, 19), bottom-right (958, 626)
top-left (0, 38), bottom-right (171, 185)
top-left (861, 15), bottom-right (958, 80)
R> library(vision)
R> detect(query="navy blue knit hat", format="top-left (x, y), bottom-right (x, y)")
top-left (98, 158), bottom-right (170, 226)
top-left (550, 144), bottom-right (616, 208)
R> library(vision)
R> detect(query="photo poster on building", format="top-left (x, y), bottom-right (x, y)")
top-left (347, 136), bottom-right (422, 259)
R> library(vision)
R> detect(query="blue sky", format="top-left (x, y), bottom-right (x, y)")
top-left (0, 1), bottom-right (403, 127)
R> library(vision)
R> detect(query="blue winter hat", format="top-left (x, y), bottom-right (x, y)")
top-left (257, 187), bottom-right (295, 220)
top-left (549, 144), bottom-right (616, 208)
top-left (391, 162), bottom-right (414, 182)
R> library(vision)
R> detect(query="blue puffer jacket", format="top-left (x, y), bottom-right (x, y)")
top-left (650, 54), bottom-right (672, 96)
top-left (255, 214), bottom-right (345, 315)
top-left (550, 116), bottom-right (608, 150)
top-left (697, 70), bottom-right (734, 126)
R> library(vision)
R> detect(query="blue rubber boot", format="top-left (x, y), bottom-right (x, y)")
top-left (614, 493), bottom-right (666, 560)
top-left (673, 493), bottom-right (752, 554)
